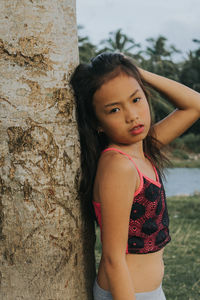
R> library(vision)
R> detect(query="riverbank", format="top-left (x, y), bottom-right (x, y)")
top-left (165, 149), bottom-right (200, 168)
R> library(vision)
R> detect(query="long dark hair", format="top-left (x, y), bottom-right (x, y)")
top-left (70, 52), bottom-right (169, 220)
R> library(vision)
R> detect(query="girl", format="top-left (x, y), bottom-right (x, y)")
top-left (70, 52), bottom-right (200, 300)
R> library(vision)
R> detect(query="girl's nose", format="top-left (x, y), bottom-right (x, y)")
top-left (125, 108), bottom-right (138, 123)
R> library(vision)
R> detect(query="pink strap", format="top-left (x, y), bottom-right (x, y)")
top-left (102, 147), bottom-right (142, 176)
top-left (102, 147), bottom-right (144, 195)
top-left (102, 147), bottom-right (160, 186)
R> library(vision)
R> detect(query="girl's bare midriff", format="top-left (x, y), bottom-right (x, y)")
top-left (97, 248), bottom-right (165, 293)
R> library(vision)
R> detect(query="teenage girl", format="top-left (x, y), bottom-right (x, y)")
top-left (70, 52), bottom-right (200, 300)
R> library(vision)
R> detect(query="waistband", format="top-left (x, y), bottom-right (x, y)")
top-left (93, 278), bottom-right (165, 299)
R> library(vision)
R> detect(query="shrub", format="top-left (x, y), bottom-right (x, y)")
top-left (182, 133), bottom-right (200, 153)
top-left (170, 137), bottom-right (185, 149)
top-left (172, 149), bottom-right (189, 159)
top-left (170, 134), bottom-right (200, 153)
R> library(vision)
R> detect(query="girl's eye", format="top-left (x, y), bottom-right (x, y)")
top-left (109, 108), bottom-right (120, 113)
top-left (133, 97), bottom-right (141, 103)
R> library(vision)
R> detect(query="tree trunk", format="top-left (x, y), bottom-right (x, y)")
top-left (0, 1), bottom-right (96, 299)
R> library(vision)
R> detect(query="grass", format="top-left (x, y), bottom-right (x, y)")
top-left (163, 195), bottom-right (200, 300)
top-left (94, 195), bottom-right (200, 300)
top-left (170, 159), bottom-right (200, 168)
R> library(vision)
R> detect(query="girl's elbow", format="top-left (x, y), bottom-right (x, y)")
top-left (102, 252), bottom-right (126, 269)
top-left (193, 107), bottom-right (200, 119)
top-left (198, 105), bottom-right (200, 117)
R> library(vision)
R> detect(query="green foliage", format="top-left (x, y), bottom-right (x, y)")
top-left (170, 159), bottom-right (200, 168)
top-left (180, 39), bottom-right (200, 92)
top-left (170, 134), bottom-right (200, 155)
top-left (146, 36), bottom-right (180, 58)
top-left (179, 39), bottom-right (200, 135)
top-left (170, 137), bottom-right (185, 149)
top-left (172, 149), bottom-right (189, 160)
top-left (181, 133), bottom-right (200, 153)
top-left (141, 36), bottom-right (181, 81)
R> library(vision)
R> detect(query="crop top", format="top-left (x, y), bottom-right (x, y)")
top-left (93, 147), bottom-right (171, 254)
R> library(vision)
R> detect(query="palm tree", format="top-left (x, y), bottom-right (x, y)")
top-left (142, 36), bottom-right (181, 81)
top-left (98, 29), bottom-right (142, 60)
top-left (139, 36), bottom-right (182, 123)
top-left (180, 39), bottom-right (200, 134)
top-left (145, 36), bottom-right (181, 61)
top-left (180, 39), bottom-right (200, 92)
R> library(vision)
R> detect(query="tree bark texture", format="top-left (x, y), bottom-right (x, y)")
top-left (0, 1), bottom-right (96, 299)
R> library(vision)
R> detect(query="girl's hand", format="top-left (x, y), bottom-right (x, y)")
top-left (138, 68), bottom-right (200, 147)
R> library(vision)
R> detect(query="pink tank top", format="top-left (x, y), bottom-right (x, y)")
top-left (93, 147), bottom-right (171, 254)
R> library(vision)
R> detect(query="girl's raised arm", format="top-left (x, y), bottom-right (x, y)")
top-left (138, 68), bottom-right (200, 146)
top-left (97, 152), bottom-right (137, 300)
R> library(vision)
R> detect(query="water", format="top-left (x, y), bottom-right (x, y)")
top-left (164, 168), bottom-right (200, 197)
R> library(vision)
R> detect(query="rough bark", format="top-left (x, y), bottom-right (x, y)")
top-left (0, 1), bottom-right (96, 299)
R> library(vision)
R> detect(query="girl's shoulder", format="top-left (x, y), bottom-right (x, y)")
top-left (97, 150), bottom-right (138, 180)
top-left (93, 150), bottom-right (140, 204)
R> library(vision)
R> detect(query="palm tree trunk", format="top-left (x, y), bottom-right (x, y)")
top-left (0, 1), bottom-right (96, 299)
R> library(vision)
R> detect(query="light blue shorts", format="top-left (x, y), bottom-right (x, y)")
top-left (93, 278), bottom-right (166, 300)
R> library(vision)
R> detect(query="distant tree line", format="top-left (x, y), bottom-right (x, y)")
top-left (78, 26), bottom-right (200, 139)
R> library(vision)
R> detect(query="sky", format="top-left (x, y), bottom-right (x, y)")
top-left (76, 0), bottom-right (200, 59)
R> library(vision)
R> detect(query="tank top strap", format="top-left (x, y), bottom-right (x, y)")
top-left (102, 147), bottom-right (142, 176)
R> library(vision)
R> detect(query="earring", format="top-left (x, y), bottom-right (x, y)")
top-left (97, 128), bottom-right (103, 134)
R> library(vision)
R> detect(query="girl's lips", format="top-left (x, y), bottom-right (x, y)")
top-left (129, 125), bottom-right (144, 135)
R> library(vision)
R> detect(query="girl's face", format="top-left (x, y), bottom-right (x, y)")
top-left (93, 73), bottom-right (151, 146)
